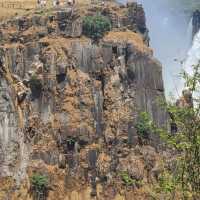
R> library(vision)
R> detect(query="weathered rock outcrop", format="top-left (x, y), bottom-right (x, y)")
top-left (0, 2), bottom-right (167, 200)
top-left (192, 10), bottom-right (200, 37)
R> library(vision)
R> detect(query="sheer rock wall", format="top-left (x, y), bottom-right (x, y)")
top-left (0, 2), bottom-right (167, 200)
top-left (192, 10), bottom-right (200, 37)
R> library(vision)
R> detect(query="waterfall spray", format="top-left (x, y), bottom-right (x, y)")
top-left (186, 18), bottom-right (193, 50)
top-left (184, 29), bottom-right (200, 76)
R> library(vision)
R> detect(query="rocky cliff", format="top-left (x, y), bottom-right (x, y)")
top-left (192, 9), bottom-right (200, 37)
top-left (0, 2), bottom-right (167, 200)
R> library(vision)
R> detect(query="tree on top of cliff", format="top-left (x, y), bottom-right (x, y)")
top-left (82, 14), bottom-right (111, 42)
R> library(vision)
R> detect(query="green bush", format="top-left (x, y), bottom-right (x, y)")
top-left (31, 173), bottom-right (48, 194)
top-left (120, 171), bottom-right (135, 186)
top-left (158, 172), bottom-right (176, 193)
top-left (135, 112), bottom-right (153, 140)
top-left (83, 14), bottom-right (111, 41)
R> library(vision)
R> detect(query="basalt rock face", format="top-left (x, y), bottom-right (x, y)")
top-left (0, 2), bottom-right (167, 200)
top-left (0, 78), bottom-right (19, 177)
top-left (192, 10), bottom-right (200, 37)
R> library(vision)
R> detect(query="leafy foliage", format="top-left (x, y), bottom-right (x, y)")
top-left (120, 171), bottom-right (135, 186)
top-left (120, 171), bottom-right (143, 188)
top-left (31, 173), bottom-right (48, 194)
top-left (67, 138), bottom-right (75, 145)
top-left (135, 112), bottom-right (154, 141)
top-left (157, 171), bottom-right (177, 194)
top-left (83, 14), bottom-right (111, 41)
top-left (156, 63), bottom-right (200, 199)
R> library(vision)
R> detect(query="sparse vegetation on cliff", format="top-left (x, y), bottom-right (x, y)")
top-left (30, 173), bottom-right (48, 200)
top-left (3, 1), bottom-right (200, 200)
top-left (135, 112), bottom-right (154, 144)
top-left (83, 14), bottom-right (111, 41)
top-left (133, 63), bottom-right (200, 198)
top-left (120, 171), bottom-right (135, 186)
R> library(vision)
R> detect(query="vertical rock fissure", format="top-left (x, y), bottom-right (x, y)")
top-left (0, 51), bottom-right (30, 185)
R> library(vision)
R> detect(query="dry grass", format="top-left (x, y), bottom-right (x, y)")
top-left (0, 0), bottom-right (119, 21)
top-left (0, 0), bottom-right (92, 21)
top-left (0, 0), bottom-right (35, 21)
top-left (103, 31), bottom-right (152, 55)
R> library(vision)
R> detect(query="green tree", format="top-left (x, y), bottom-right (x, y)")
top-left (83, 14), bottom-right (111, 42)
top-left (157, 63), bottom-right (200, 199)
top-left (135, 112), bottom-right (154, 144)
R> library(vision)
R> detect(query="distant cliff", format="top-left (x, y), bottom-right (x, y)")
top-left (192, 10), bottom-right (200, 37)
top-left (0, 2), bottom-right (168, 200)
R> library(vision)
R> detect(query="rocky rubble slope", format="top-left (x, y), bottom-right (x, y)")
top-left (0, 2), bottom-right (168, 200)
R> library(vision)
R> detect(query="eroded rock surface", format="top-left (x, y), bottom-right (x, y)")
top-left (0, 2), bottom-right (167, 200)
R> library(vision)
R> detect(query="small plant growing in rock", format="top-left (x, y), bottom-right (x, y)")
top-left (66, 138), bottom-right (76, 151)
top-left (120, 171), bottom-right (135, 186)
top-left (30, 173), bottom-right (48, 200)
top-left (157, 171), bottom-right (176, 194)
top-left (135, 112), bottom-right (154, 143)
top-left (83, 14), bottom-right (111, 42)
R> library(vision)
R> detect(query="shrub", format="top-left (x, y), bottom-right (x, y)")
top-left (31, 173), bottom-right (48, 196)
top-left (135, 112), bottom-right (153, 140)
top-left (157, 171), bottom-right (176, 193)
top-left (83, 14), bottom-right (111, 41)
top-left (120, 171), bottom-right (135, 186)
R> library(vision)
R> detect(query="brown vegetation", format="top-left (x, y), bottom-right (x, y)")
top-left (0, 0), bottom-right (91, 20)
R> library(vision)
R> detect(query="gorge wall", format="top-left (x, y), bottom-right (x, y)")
top-left (0, 2), bottom-right (167, 200)
top-left (192, 10), bottom-right (200, 37)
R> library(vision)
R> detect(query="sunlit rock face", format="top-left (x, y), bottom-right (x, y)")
top-left (0, 78), bottom-right (18, 177)
top-left (0, 2), bottom-right (168, 200)
top-left (0, 57), bottom-right (30, 187)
